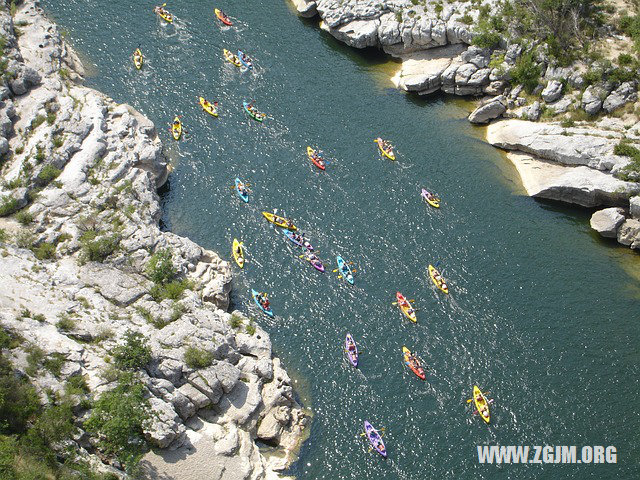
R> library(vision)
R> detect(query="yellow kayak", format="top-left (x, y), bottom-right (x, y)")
top-left (223, 49), bottom-right (242, 67)
top-left (262, 212), bottom-right (297, 230)
top-left (154, 6), bottom-right (173, 23)
top-left (133, 48), bottom-right (143, 70)
top-left (421, 188), bottom-right (440, 208)
top-left (232, 238), bottom-right (244, 268)
top-left (374, 137), bottom-right (395, 161)
top-left (473, 385), bottom-right (490, 424)
top-left (171, 116), bottom-right (182, 140)
top-left (428, 264), bottom-right (449, 294)
top-left (396, 292), bottom-right (416, 323)
top-left (199, 97), bottom-right (218, 117)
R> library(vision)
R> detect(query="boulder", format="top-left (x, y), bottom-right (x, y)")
top-left (547, 96), bottom-right (572, 114)
top-left (461, 46), bottom-right (490, 68)
top-left (504, 44), bottom-right (522, 65)
top-left (581, 85), bottom-right (604, 115)
top-left (521, 101), bottom-right (541, 121)
top-left (257, 412), bottom-right (282, 443)
top-left (630, 196), bottom-right (640, 219)
top-left (617, 219), bottom-right (640, 246)
top-left (541, 80), bottom-right (563, 103)
top-left (602, 82), bottom-right (638, 113)
top-left (290, 0), bottom-right (317, 17)
top-left (468, 96), bottom-right (506, 124)
top-left (590, 208), bottom-right (626, 238)
top-left (145, 398), bottom-right (186, 449)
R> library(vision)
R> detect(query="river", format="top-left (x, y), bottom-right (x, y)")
top-left (43, 1), bottom-right (640, 478)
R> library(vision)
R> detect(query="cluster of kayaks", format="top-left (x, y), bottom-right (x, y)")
top-left (139, 5), bottom-right (264, 139)
top-left (143, 2), bottom-right (483, 460)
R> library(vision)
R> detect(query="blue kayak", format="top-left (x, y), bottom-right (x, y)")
top-left (282, 229), bottom-right (313, 251)
top-left (235, 177), bottom-right (249, 203)
top-left (336, 256), bottom-right (354, 285)
top-left (251, 289), bottom-right (274, 317)
top-left (237, 50), bottom-right (253, 69)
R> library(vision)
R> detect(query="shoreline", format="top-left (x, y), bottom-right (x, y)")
top-left (0, 1), bottom-right (308, 478)
top-left (289, 0), bottom-right (640, 253)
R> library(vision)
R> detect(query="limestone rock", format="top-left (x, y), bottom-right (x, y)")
top-left (468, 96), bottom-right (506, 124)
top-left (541, 80), bottom-right (563, 103)
top-left (602, 82), bottom-right (638, 113)
top-left (630, 196), bottom-right (640, 219)
top-left (590, 208), bottom-right (626, 238)
top-left (581, 85), bottom-right (604, 115)
top-left (617, 219), bottom-right (640, 247)
top-left (290, 0), bottom-right (318, 17)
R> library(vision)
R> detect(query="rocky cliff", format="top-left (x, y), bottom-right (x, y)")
top-left (0, 1), bottom-right (308, 478)
top-left (290, 0), bottom-right (640, 252)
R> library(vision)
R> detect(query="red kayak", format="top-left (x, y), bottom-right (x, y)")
top-left (402, 346), bottom-right (426, 380)
top-left (306, 146), bottom-right (326, 171)
top-left (214, 8), bottom-right (232, 26)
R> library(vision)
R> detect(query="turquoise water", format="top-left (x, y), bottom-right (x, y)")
top-left (43, 1), bottom-right (640, 478)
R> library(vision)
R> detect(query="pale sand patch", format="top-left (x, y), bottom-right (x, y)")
top-left (504, 151), bottom-right (572, 196)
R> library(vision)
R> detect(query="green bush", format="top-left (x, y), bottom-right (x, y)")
top-left (459, 14), bottom-right (473, 25)
top-left (0, 229), bottom-right (6, 243)
top-left (30, 115), bottom-right (46, 130)
top-left (150, 278), bottom-right (191, 301)
top-left (25, 345), bottom-right (44, 377)
top-left (14, 210), bottom-right (32, 225)
top-left (146, 249), bottom-right (176, 285)
top-left (184, 346), bottom-right (214, 369)
top-left (0, 196), bottom-right (19, 217)
top-left (0, 355), bottom-right (39, 433)
top-left (617, 53), bottom-right (634, 66)
top-left (32, 242), bottom-right (56, 260)
top-left (112, 330), bottom-right (151, 371)
top-left (84, 372), bottom-right (151, 468)
top-left (80, 231), bottom-right (120, 262)
top-left (246, 322), bottom-right (256, 336)
top-left (46, 111), bottom-right (56, 125)
top-left (229, 313), bottom-right (243, 329)
top-left (472, 31), bottom-right (502, 49)
top-left (52, 135), bottom-right (63, 149)
top-left (42, 353), bottom-right (66, 378)
top-left (36, 165), bottom-right (62, 186)
top-left (66, 374), bottom-right (90, 395)
top-left (510, 51), bottom-right (541, 94)
top-left (56, 315), bottom-right (76, 332)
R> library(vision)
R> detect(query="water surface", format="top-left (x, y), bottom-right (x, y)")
top-left (43, 1), bottom-right (640, 478)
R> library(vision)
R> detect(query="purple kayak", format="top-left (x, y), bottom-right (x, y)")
top-left (364, 421), bottom-right (387, 457)
top-left (283, 229), bottom-right (314, 251)
top-left (345, 333), bottom-right (358, 367)
top-left (302, 252), bottom-right (324, 272)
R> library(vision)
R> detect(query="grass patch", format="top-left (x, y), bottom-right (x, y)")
top-left (229, 313), bottom-right (243, 330)
top-left (184, 346), bottom-right (214, 369)
top-left (0, 196), bottom-right (19, 217)
top-left (56, 314), bottom-right (76, 332)
top-left (36, 165), bottom-right (62, 186)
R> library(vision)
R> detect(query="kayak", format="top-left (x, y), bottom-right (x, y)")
top-left (374, 137), bottom-right (395, 161)
top-left (235, 178), bottom-right (249, 203)
top-left (243, 101), bottom-right (265, 122)
top-left (336, 256), bottom-right (354, 285)
top-left (396, 292), bottom-right (416, 323)
top-left (199, 97), bottom-right (218, 117)
top-left (344, 333), bottom-right (358, 367)
top-left (214, 8), bottom-right (232, 26)
top-left (262, 211), bottom-right (296, 230)
top-left (421, 188), bottom-right (440, 208)
top-left (154, 6), bottom-right (173, 23)
top-left (223, 49), bottom-right (242, 67)
top-left (363, 421), bottom-right (387, 458)
top-left (171, 117), bottom-right (182, 140)
top-left (283, 229), bottom-right (313, 251)
top-left (428, 264), bottom-right (449, 294)
top-left (237, 50), bottom-right (253, 69)
top-left (251, 289), bottom-right (274, 318)
top-left (473, 385), bottom-right (491, 424)
top-left (232, 238), bottom-right (244, 268)
top-left (301, 252), bottom-right (325, 272)
top-left (133, 48), bottom-right (143, 70)
top-left (306, 147), bottom-right (326, 171)
top-left (402, 346), bottom-right (426, 380)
